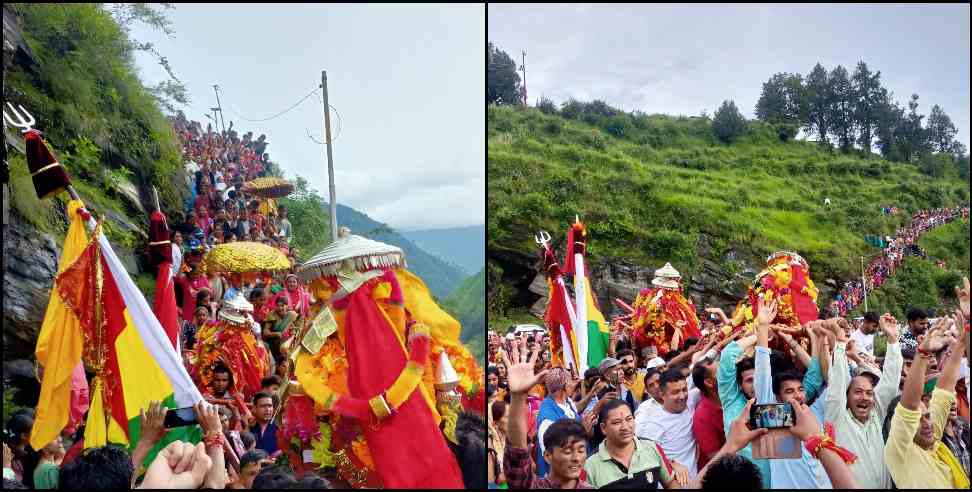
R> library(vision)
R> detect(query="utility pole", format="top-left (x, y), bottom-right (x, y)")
top-left (520, 50), bottom-right (527, 106)
top-left (212, 85), bottom-right (226, 134)
top-left (861, 255), bottom-right (868, 312)
top-left (320, 70), bottom-right (338, 242)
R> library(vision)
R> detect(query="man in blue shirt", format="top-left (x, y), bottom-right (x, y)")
top-left (249, 392), bottom-right (279, 456)
top-left (753, 298), bottom-right (830, 489)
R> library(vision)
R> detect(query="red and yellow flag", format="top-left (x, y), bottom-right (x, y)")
top-left (45, 216), bottom-right (204, 454)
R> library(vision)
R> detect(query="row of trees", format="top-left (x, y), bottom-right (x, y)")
top-left (755, 62), bottom-right (964, 163)
top-left (487, 42), bottom-right (968, 178)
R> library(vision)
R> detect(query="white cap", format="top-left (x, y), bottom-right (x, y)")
top-left (646, 357), bottom-right (666, 369)
top-left (435, 351), bottom-right (460, 389)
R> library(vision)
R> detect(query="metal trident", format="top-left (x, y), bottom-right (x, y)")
top-left (534, 230), bottom-right (552, 250)
top-left (3, 102), bottom-right (36, 133)
top-left (3, 102), bottom-right (83, 202)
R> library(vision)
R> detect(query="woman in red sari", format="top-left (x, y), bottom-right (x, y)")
top-left (274, 274), bottom-right (310, 320)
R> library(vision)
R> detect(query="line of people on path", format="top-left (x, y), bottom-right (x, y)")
top-left (830, 206), bottom-right (968, 317)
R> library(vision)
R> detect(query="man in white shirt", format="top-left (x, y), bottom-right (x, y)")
top-left (826, 313), bottom-right (902, 488)
top-left (171, 231), bottom-right (183, 279)
top-left (849, 312), bottom-right (880, 357)
top-left (635, 366), bottom-right (703, 480)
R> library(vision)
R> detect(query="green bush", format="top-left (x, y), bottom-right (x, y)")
top-left (712, 100), bottom-right (748, 144)
top-left (603, 114), bottom-right (634, 138)
top-left (537, 96), bottom-right (558, 115)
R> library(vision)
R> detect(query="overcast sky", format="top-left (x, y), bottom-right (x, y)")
top-left (489, 3), bottom-right (970, 150)
top-left (131, 4), bottom-right (484, 231)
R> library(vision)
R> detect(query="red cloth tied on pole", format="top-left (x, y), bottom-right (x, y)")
top-left (25, 129), bottom-right (72, 199)
top-left (563, 221), bottom-right (586, 276)
top-left (148, 211), bottom-right (173, 267)
top-left (149, 211), bottom-right (179, 350)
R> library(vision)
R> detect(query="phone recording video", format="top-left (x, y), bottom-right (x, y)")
top-left (163, 406), bottom-right (199, 428)
top-left (750, 403), bottom-right (795, 430)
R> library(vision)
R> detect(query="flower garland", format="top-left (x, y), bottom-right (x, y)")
top-left (194, 319), bottom-right (269, 398)
top-left (631, 288), bottom-right (699, 355)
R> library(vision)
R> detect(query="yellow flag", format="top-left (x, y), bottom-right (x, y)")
top-left (397, 268), bottom-right (461, 346)
top-left (30, 201), bottom-right (89, 450)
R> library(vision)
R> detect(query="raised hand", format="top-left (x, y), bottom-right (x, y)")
top-left (501, 339), bottom-right (549, 396)
top-left (787, 400), bottom-right (821, 442)
top-left (956, 276), bottom-right (970, 318)
top-left (918, 321), bottom-right (952, 353)
top-left (755, 297), bottom-right (779, 327)
top-left (705, 306), bottom-right (730, 324)
top-left (949, 311), bottom-right (967, 350)
top-left (879, 313), bottom-right (899, 341)
top-left (139, 400), bottom-right (168, 446)
top-left (194, 401), bottom-right (222, 435)
top-left (822, 317), bottom-right (848, 342)
top-left (139, 441), bottom-right (213, 489)
top-left (725, 399), bottom-right (769, 453)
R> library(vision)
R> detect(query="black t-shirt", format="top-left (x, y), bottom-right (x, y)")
top-left (601, 458), bottom-right (662, 489)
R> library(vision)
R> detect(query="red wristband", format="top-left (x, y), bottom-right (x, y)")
top-left (804, 434), bottom-right (857, 464)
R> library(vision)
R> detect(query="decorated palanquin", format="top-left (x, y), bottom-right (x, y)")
top-left (628, 263), bottom-right (701, 357)
top-left (280, 227), bottom-right (479, 488)
top-left (724, 251), bottom-right (820, 346)
top-left (192, 294), bottom-right (272, 400)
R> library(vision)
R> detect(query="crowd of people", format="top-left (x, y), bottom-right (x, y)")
top-left (485, 277), bottom-right (971, 489)
top-left (829, 207), bottom-right (969, 317)
top-left (2, 116), bottom-right (335, 489)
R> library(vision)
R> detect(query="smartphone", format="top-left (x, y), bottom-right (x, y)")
top-left (749, 403), bottom-right (795, 429)
top-left (163, 406), bottom-right (199, 428)
top-left (749, 403), bottom-right (800, 460)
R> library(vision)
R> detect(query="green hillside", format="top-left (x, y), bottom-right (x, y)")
top-left (443, 268), bottom-right (485, 362)
top-left (488, 103), bottom-right (969, 321)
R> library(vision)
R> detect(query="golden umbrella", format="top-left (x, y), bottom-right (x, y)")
top-left (241, 177), bottom-right (295, 199)
top-left (203, 241), bottom-right (291, 273)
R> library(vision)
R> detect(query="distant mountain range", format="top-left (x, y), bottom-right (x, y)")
top-left (401, 225), bottom-right (485, 275)
top-left (333, 204), bottom-right (469, 300)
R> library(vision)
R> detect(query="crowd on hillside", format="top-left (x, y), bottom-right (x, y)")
top-left (485, 277), bottom-right (971, 489)
top-left (1, 115), bottom-right (343, 490)
top-left (829, 206), bottom-right (969, 318)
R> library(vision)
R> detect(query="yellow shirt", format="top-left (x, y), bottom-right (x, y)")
top-left (628, 372), bottom-right (646, 402)
top-left (884, 387), bottom-right (958, 489)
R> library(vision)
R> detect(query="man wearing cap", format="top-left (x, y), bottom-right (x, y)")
top-left (536, 366), bottom-right (581, 478)
top-left (825, 313), bottom-right (902, 488)
top-left (599, 357), bottom-right (637, 413)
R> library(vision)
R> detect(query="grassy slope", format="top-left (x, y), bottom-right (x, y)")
top-left (488, 105), bottom-right (969, 321)
top-left (443, 268), bottom-right (486, 361)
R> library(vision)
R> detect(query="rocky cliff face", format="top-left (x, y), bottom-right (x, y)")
top-left (3, 210), bottom-right (62, 361)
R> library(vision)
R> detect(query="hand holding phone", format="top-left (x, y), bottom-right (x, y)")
top-left (750, 402), bottom-right (801, 460)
